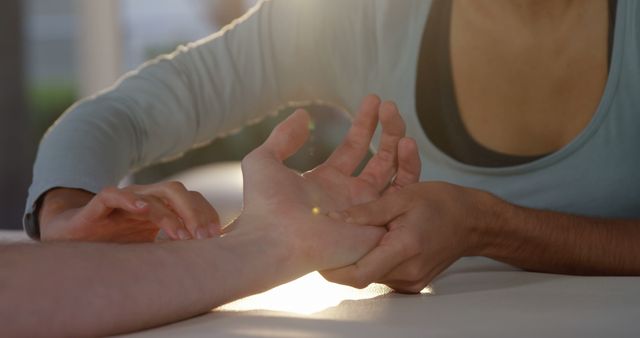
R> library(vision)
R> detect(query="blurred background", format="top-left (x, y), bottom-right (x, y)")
top-left (0, 0), bottom-right (352, 230)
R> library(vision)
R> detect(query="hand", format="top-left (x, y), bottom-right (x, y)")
top-left (39, 183), bottom-right (221, 243)
top-left (228, 95), bottom-right (422, 271)
top-left (322, 181), bottom-right (499, 293)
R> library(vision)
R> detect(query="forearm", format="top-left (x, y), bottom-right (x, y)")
top-left (478, 200), bottom-right (640, 275)
top-left (0, 222), bottom-right (296, 337)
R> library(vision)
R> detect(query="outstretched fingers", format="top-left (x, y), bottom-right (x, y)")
top-left (358, 101), bottom-right (407, 191)
top-left (388, 137), bottom-right (421, 193)
top-left (255, 109), bottom-right (312, 163)
top-left (324, 95), bottom-right (381, 175)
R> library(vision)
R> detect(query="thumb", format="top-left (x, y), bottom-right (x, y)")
top-left (259, 109), bottom-right (311, 162)
top-left (329, 192), bottom-right (408, 227)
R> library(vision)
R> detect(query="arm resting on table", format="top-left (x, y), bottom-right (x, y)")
top-left (0, 220), bottom-right (298, 337)
top-left (479, 202), bottom-right (640, 275)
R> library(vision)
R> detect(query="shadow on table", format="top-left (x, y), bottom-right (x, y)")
top-left (430, 257), bottom-right (562, 296)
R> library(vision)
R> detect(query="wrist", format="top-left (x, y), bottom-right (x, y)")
top-left (466, 190), bottom-right (516, 257)
top-left (40, 188), bottom-right (95, 226)
top-left (222, 215), bottom-right (305, 282)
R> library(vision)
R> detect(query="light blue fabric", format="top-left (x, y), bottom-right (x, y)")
top-left (413, 0), bottom-right (640, 219)
top-left (26, 0), bottom-right (640, 238)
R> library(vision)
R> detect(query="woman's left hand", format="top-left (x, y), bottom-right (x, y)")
top-left (323, 181), bottom-right (502, 293)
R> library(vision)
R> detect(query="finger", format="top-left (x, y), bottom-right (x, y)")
top-left (359, 101), bottom-right (406, 190)
top-left (189, 191), bottom-right (222, 237)
top-left (139, 195), bottom-right (191, 241)
top-left (258, 109), bottom-right (311, 162)
top-left (382, 259), bottom-right (452, 294)
top-left (323, 230), bottom-right (416, 289)
top-left (328, 192), bottom-right (408, 226)
top-left (389, 138), bottom-right (421, 192)
top-left (79, 187), bottom-right (148, 221)
top-left (137, 182), bottom-right (219, 239)
top-left (324, 94), bottom-right (380, 175)
top-left (384, 280), bottom-right (430, 295)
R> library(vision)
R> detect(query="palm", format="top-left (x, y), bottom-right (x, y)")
top-left (238, 96), bottom-right (420, 270)
top-left (304, 165), bottom-right (379, 210)
top-left (246, 162), bottom-right (378, 221)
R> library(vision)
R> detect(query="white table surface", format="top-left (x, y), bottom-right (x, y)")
top-left (3, 163), bottom-right (639, 337)
top-left (118, 257), bottom-right (640, 338)
top-left (0, 229), bottom-right (30, 242)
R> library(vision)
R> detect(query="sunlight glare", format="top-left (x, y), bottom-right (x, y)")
top-left (421, 285), bottom-right (434, 295)
top-left (219, 272), bottom-right (392, 315)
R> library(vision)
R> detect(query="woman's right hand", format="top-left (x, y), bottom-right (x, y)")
top-left (39, 183), bottom-right (221, 243)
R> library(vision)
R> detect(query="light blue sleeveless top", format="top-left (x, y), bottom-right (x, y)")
top-left (26, 0), bottom-right (640, 239)
top-left (412, 0), bottom-right (640, 218)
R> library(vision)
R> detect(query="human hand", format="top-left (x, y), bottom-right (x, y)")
top-left (322, 182), bottom-right (499, 293)
top-left (228, 95), bottom-right (421, 272)
top-left (39, 183), bottom-right (221, 243)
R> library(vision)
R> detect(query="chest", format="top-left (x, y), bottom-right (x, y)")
top-left (449, 0), bottom-right (610, 156)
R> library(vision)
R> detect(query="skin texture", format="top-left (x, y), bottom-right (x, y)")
top-left (321, 1), bottom-right (638, 292)
top-left (38, 95), bottom-right (418, 245)
top-left (323, 181), bottom-right (640, 293)
top-left (27, 0), bottom-right (639, 309)
top-left (0, 96), bottom-right (421, 337)
top-left (40, 184), bottom-right (221, 242)
top-left (451, 0), bottom-right (608, 155)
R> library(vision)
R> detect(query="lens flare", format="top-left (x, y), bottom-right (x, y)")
top-left (311, 207), bottom-right (321, 216)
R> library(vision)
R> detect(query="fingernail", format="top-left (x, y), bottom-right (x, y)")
top-left (196, 228), bottom-right (209, 240)
top-left (135, 200), bottom-right (147, 209)
top-left (177, 229), bottom-right (191, 240)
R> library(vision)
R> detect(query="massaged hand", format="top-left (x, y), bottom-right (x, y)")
top-left (322, 181), bottom-right (499, 293)
top-left (228, 95), bottom-right (422, 270)
top-left (39, 183), bottom-right (221, 243)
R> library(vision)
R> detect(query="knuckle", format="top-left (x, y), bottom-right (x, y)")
top-left (165, 181), bottom-right (187, 192)
top-left (190, 191), bottom-right (205, 200)
top-left (99, 186), bottom-right (119, 197)
top-left (375, 148), bottom-right (395, 162)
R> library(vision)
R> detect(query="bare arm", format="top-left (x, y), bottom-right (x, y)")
top-left (3, 98), bottom-right (418, 336)
top-left (0, 224), bottom-right (297, 337)
top-left (479, 201), bottom-right (640, 275)
top-left (323, 182), bottom-right (640, 293)
top-left (27, 0), bottom-right (369, 239)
